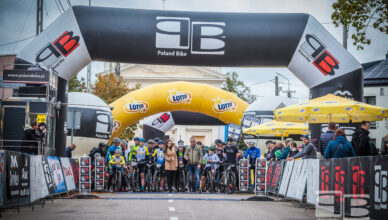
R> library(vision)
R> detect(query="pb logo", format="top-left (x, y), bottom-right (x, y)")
top-left (36, 31), bottom-right (80, 67)
top-left (300, 34), bottom-right (339, 76)
top-left (156, 16), bottom-right (226, 55)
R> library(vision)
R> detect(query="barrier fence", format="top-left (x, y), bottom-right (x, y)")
top-left (0, 150), bottom-right (79, 209)
top-left (265, 156), bottom-right (388, 218)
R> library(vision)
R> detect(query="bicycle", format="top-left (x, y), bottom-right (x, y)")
top-left (204, 163), bottom-right (219, 193)
top-left (111, 166), bottom-right (123, 192)
top-left (145, 162), bottom-right (154, 192)
top-left (130, 161), bottom-right (140, 192)
top-left (153, 163), bottom-right (164, 192)
top-left (177, 162), bottom-right (187, 192)
top-left (220, 163), bottom-right (237, 194)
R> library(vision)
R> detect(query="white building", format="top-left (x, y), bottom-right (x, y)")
top-left (100, 63), bottom-right (227, 146)
top-left (363, 53), bottom-right (388, 150)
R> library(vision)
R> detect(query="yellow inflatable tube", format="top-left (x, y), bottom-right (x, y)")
top-left (109, 81), bottom-right (249, 140)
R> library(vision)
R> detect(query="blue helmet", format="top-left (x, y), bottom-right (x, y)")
top-left (139, 138), bottom-right (146, 142)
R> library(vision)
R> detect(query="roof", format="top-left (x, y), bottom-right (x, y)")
top-left (246, 96), bottom-right (297, 112)
top-left (363, 53), bottom-right (388, 86)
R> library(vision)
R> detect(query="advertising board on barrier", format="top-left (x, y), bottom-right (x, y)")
top-left (60, 158), bottom-right (76, 191)
top-left (0, 151), bottom-right (4, 206)
top-left (20, 154), bottom-right (30, 198)
top-left (30, 155), bottom-right (49, 203)
top-left (42, 156), bottom-right (55, 194)
top-left (70, 158), bottom-right (80, 189)
top-left (47, 156), bottom-right (67, 193)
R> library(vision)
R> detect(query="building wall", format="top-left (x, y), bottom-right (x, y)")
top-left (165, 125), bottom-right (225, 146)
top-left (364, 85), bottom-right (388, 150)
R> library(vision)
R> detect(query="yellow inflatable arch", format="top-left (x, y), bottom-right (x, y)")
top-left (110, 81), bottom-right (249, 139)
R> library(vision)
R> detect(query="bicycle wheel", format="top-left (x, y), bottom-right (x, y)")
top-left (227, 172), bottom-right (236, 194)
top-left (146, 169), bottom-right (152, 192)
top-left (207, 171), bottom-right (214, 193)
top-left (132, 170), bottom-right (138, 192)
top-left (179, 171), bottom-right (186, 192)
top-left (218, 174), bottom-right (226, 193)
top-left (153, 171), bottom-right (160, 192)
top-left (115, 171), bottom-right (122, 192)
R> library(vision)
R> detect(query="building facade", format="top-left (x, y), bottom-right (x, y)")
top-left (362, 53), bottom-right (388, 151)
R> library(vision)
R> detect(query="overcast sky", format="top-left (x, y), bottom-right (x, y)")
top-left (1, 0), bottom-right (387, 101)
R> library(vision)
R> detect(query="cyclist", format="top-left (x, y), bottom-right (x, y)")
top-left (132, 138), bottom-right (150, 192)
top-left (243, 141), bottom-right (261, 188)
top-left (106, 137), bottom-right (122, 163)
top-left (108, 149), bottom-right (125, 192)
top-left (175, 140), bottom-right (187, 190)
top-left (184, 137), bottom-right (203, 192)
top-left (152, 140), bottom-right (166, 191)
top-left (89, 142), bottom-right (106, 162)
top-left (199, 146), bottom-right (220, 192)
top-left (147, 139), bottom-right (156, 183)
top-left (224, 137), bottom-right (239, 188)
top-left (214, 139), bottom-right (225, 183)
top-left (128, 137), bottom-right (140, 176)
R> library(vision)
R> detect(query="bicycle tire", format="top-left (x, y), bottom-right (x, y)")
top-left (153, 171), bottom-right (160, 192)
top-left (115, 171), bottom-right (122, 192)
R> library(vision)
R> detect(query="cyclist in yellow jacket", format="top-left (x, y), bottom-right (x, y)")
top-left (108, 149), bottom-right (125, 192)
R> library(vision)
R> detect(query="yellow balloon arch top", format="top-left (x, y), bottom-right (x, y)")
top-left (109, 81), bottom-right (249, 139)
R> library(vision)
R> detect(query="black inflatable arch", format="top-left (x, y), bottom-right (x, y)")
top-left (16, 6), bottom-right (363, 156)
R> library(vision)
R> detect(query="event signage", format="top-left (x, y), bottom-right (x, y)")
top-left (95, 157), bottom-right (105, 191)
top-left (47, 156), bottom-right (67, 193)
top-left (79, 156), bottom-right (91, 194)
top-left (20, 154), bottom-right (30, 197)
top-left (0, 151), bottom-right (4, 206)
top-left (60, 158), bottom-right (76, 191)
top-left (6, 151), bottom-right (21, 200)
top-left (227, 123), bottom-right (241, 141)
top-left (239, 159), bottom-right (249, 191)
top-left (70, 158), bottom-right (80, 189)
top-left (3, 69), bottom-right (49, 84)
top-left (255, 158), bottom-right (267, 195)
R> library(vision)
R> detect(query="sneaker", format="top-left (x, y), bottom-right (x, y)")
top-left (109, 187), bottom-right (114, 193)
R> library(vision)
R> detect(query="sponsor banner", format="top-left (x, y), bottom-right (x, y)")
top-left (47, 156), bottom-right (67, 193)
top-left (167, 89), bottom-right (192, 104)
top-left (60, 158), bottom-right (76, 191)
top-left (30, 155), bottom-right (49, 203)
top-left (143, 112), bottom-right (175, 133)
top-left (42, 156), bottom-right (55, 194)
top-left (239, 159), bottom-right (249, 191)
top-left (16, 9), bottom-right (91, 81)
top-left (266, 161), bottom-right (284, 194)
top-left (306, 159), bottom-right (320, 205)
top-left (3, 69), bottom-right (49, 84)
top-left (227, 123), bottom-right (241, 141)
top-left (241, 115), bottom-right (261, 129)
top-left (6, 151), bottom-right (21, 201)
top-left (286, 159), bottom-right (304, 199)
top-left (370, 156), bottom-right (388, 218)
top-left (0, 151), bottom-right (4, 206)
top-left (79, 156), bottom-right (91, 194)
top-left (95, 157), bottom-right (105, 190)
top-left (212, 97), bottom-right (237, 113)
top-left (294, 160), bottom-right (308, 201)
top-left (70, 158), bottom-right (80, 189)
top-left (123, 98), bottom-right (149, 114)
top-left (288, 16), bottom-right (361, 88)
top-left (279, 160), bottom-right (294, 196)
top-left (20, 154), bottom-right (30, 198)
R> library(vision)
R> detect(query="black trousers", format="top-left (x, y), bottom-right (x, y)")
top-left (165, 170), bottom-right (176, 192)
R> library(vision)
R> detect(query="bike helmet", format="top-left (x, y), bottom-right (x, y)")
top-left (134, 137), bottom-right (140, 141)
top-left (204, 146), bottom-right (209, 152)
top-left (209, 146), bottom-right (215, 151)
top-left (115, 149), bottom-right (122, 154)
top-left (227, 137), bottom-right (233, 142)
top-left (154, 137), bottom-right (160, 143)
top-left (158, 140), bottom-right (164, 145)
top-left (178, 140), bottom-right (184, 147)
top-left (148, 139), bottom-right (154, 144)
top-left (215, 139), bottom-right (222, 145)
top-left (120, 139), bottom-right (128, 147)
top-left (113, 137), bottom-right (121, 143)
top-left (139, 138), bottom-right (146, 142)
top-left (98, 142), bottom-right (105, 148)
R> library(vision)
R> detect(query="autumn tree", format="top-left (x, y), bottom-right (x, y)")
top-left (92, 73), bottom-right (141, 140)
top-left (332, 0), bottom-right (388, 50)
top-left (222, 72), bottom-right (256, 103)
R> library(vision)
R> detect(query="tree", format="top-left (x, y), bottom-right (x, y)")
top-left (91, 73), bottom-right (141, 140)
top-left (332, 0), bottom-right (388, 50)
top-left (68, 76), bottom-right (86, 92)
top-left (221, 72), bottom-right (256, 103)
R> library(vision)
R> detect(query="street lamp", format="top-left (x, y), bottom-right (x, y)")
top-left (276, 72), bottom-right (291, 98)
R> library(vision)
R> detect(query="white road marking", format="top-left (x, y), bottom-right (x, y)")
top-left (170, 217), bottom-right (178, 220)
top-left (168, 199), bottom-right (174, 203)
top-left (169, 207), bottom-right (176, 212)
top-left (168, 194), bottom-right (172, 197)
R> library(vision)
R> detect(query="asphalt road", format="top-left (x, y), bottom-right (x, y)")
top-left (2, 192), bottom-right (316, 220)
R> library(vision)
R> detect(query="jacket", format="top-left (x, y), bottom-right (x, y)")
top-left (22, 125), bottom-right (40, 154)
top-left (89, 147), bottom-right (106, 161)
top-left (184, 144), bottom-right (203, 165)
top-left (243, 147), bottom-right (260, 164)
top-left (109, 155), bottom-right (125, 167)
top-left (319, 130), bottom-right (335, 153)
top-left (203, 153), bottom-right (220, 169)
top-left (65, 147), bottom-right (72, 158)
top-left (324, 135), bottom-right (356, 159)
top-left (165, 146), bottom-right (177, 170)
top-left (352, 127), bottom-right (371, 156)
top-left (277, 146), bottom-right (290, 160)
top-left (293, 142), bottom-right (317, 159)
top-left (381, 135), bottom-right (388, 155)
top-left (106, 145), bottom-right (122, 161)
